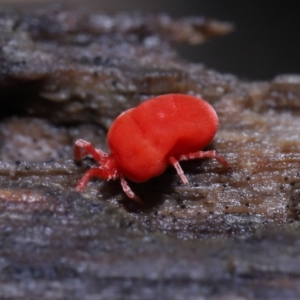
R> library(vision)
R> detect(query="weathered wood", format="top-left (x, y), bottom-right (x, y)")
top-left (1, 4), bottom-right (300, 299)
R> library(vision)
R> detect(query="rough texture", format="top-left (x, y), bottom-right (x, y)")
top-left (0, 4), bottom-right (233, 128)
top-left (1, 4), bottom-right (300, 300)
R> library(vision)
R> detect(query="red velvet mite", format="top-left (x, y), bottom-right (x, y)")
top-left (74, 94), bottom-right (228, 203)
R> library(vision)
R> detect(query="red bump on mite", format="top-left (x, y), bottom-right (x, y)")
top-left (74, 94), bottom-right (228, 203)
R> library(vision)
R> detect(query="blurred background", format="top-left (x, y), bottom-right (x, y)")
top-left (1, 0), bottom-right (299, 80)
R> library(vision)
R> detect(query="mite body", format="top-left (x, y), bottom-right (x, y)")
top-left (74, 94), bottom-right (228, 203)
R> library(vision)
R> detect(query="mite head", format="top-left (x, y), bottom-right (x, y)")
top-left (102, 154), bottom-right (119, 180)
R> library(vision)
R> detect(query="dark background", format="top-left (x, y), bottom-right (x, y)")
top-left (3, 0), bottom-right (300, 80)
top-left (90, 0), bottom-right (300, 80)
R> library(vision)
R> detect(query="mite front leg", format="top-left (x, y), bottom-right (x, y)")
top-left (75, 167), bottom-right (111, 191)
top-left (74, 139), bottom-right (108, 163)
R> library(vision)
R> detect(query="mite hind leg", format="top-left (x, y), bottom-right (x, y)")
top-left (120, 177), bottom-right (143, 204)
top-left (179, 150), bottom-right (228, 167)
top-left (169, 156), bottom-right (189, 185)
top-left (169, 151), bottom-right (228, 185)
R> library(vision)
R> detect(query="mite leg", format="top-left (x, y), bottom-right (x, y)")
top-left (120, 177), bottom-right (143, 204)
top-left (169, 151), bottom-right (228, 185)
top-left (74, 139), bottom-right (108, 163)
top-left (179, 150), bottom-right (228, 168)
top-left (169, 156), bottom-right (189, 185)
top-left (75, 167), bottom-right (110, 191)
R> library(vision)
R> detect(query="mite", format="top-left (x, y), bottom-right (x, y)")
top-left (74, 94), bottom-right (228, 203)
